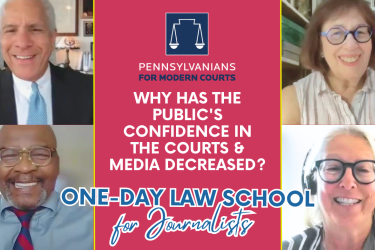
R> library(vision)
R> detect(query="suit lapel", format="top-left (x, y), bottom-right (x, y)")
top-left (50, 64), bottom-right (68, 124)
top-left (0, 69), bottom-right (17, 124)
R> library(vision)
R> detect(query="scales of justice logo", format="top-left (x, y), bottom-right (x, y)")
top-left (166, 13), bottom-right (209, 55)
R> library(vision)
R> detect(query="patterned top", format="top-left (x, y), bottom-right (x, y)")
top-left (293, 68), bottom-right (375, 124)
top-left (283, 226), bottom-right (322, 250)
top-left (282, 225), bottom-right (375, 250)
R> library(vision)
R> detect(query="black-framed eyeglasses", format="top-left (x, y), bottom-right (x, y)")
top-left (314, 159), bottom-right (375, 184)
top-left (0, 146), bottom-right (57, 167)
top-left (321, 26), bottom-right (373, 45)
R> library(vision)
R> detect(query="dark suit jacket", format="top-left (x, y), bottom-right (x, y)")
top-left (0, 63), bottom-right (93, 125)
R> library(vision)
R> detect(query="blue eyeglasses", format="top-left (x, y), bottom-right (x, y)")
top-left (321, 26), bottom-right (373, 45)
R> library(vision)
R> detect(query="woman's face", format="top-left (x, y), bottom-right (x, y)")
top-left (317, 134), bottom-right (375, 227)
top-left (321, 9), bottom-right (372, 81)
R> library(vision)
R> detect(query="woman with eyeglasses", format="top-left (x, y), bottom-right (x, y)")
top-left (282, 0), bottom-right (375, 124)
top-left (282, 126), bottom-right (375, 250)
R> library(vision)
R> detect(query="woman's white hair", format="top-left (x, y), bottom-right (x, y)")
top-left (303, 126), bottom-right (375, 227)
top-left (0, 0), bottom-right (56, 32)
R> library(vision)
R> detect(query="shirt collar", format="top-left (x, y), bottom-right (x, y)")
top-left (317, 68), bottom-right (375, 95)
top-left (316, 71), bottom-right (327, 94)
top-left (12, 64), bottom-right (51, 100)
top-left (0, 190), bottom-right (59, 220)
top-left (362, 68), bottom-right (375, 92)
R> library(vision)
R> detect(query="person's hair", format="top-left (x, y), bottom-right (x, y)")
top-left (300, 0), bottom-right (375, 73)
top-left (303, 126), bottom-right (375, 227)
top-left (0, 0), bottom-right (56, 33)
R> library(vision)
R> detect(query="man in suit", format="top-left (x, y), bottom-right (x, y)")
top-left (0, 0), bottom-right (93, 125)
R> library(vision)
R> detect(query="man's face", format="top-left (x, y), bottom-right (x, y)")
top-left (0, 125), bottom-right (59, 210)
top-left (0, 0), bottom-right (56, 81)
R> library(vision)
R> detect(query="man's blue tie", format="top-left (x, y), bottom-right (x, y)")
top-left (27, 82), bottom-right (47, 125)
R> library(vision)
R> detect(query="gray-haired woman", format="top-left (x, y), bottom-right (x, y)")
top-left (283, 127), bottom-right (375, 250)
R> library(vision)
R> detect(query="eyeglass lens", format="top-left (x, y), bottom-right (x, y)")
top-left (326, 27), bottom-right (372, 44)
top-left (0, 148), bottom-right (52, 166)
top-left (319, 160), bottom-right (375, 183)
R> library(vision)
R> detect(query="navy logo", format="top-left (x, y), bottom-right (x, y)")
top-left (166, 13), bottom-right (209, 55)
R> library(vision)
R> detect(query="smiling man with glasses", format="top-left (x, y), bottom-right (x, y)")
top-left (0, 125), bottom-right (93, 250)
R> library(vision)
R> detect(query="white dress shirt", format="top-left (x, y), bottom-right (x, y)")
top-left (13, 65), bottom-right (53, 125)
